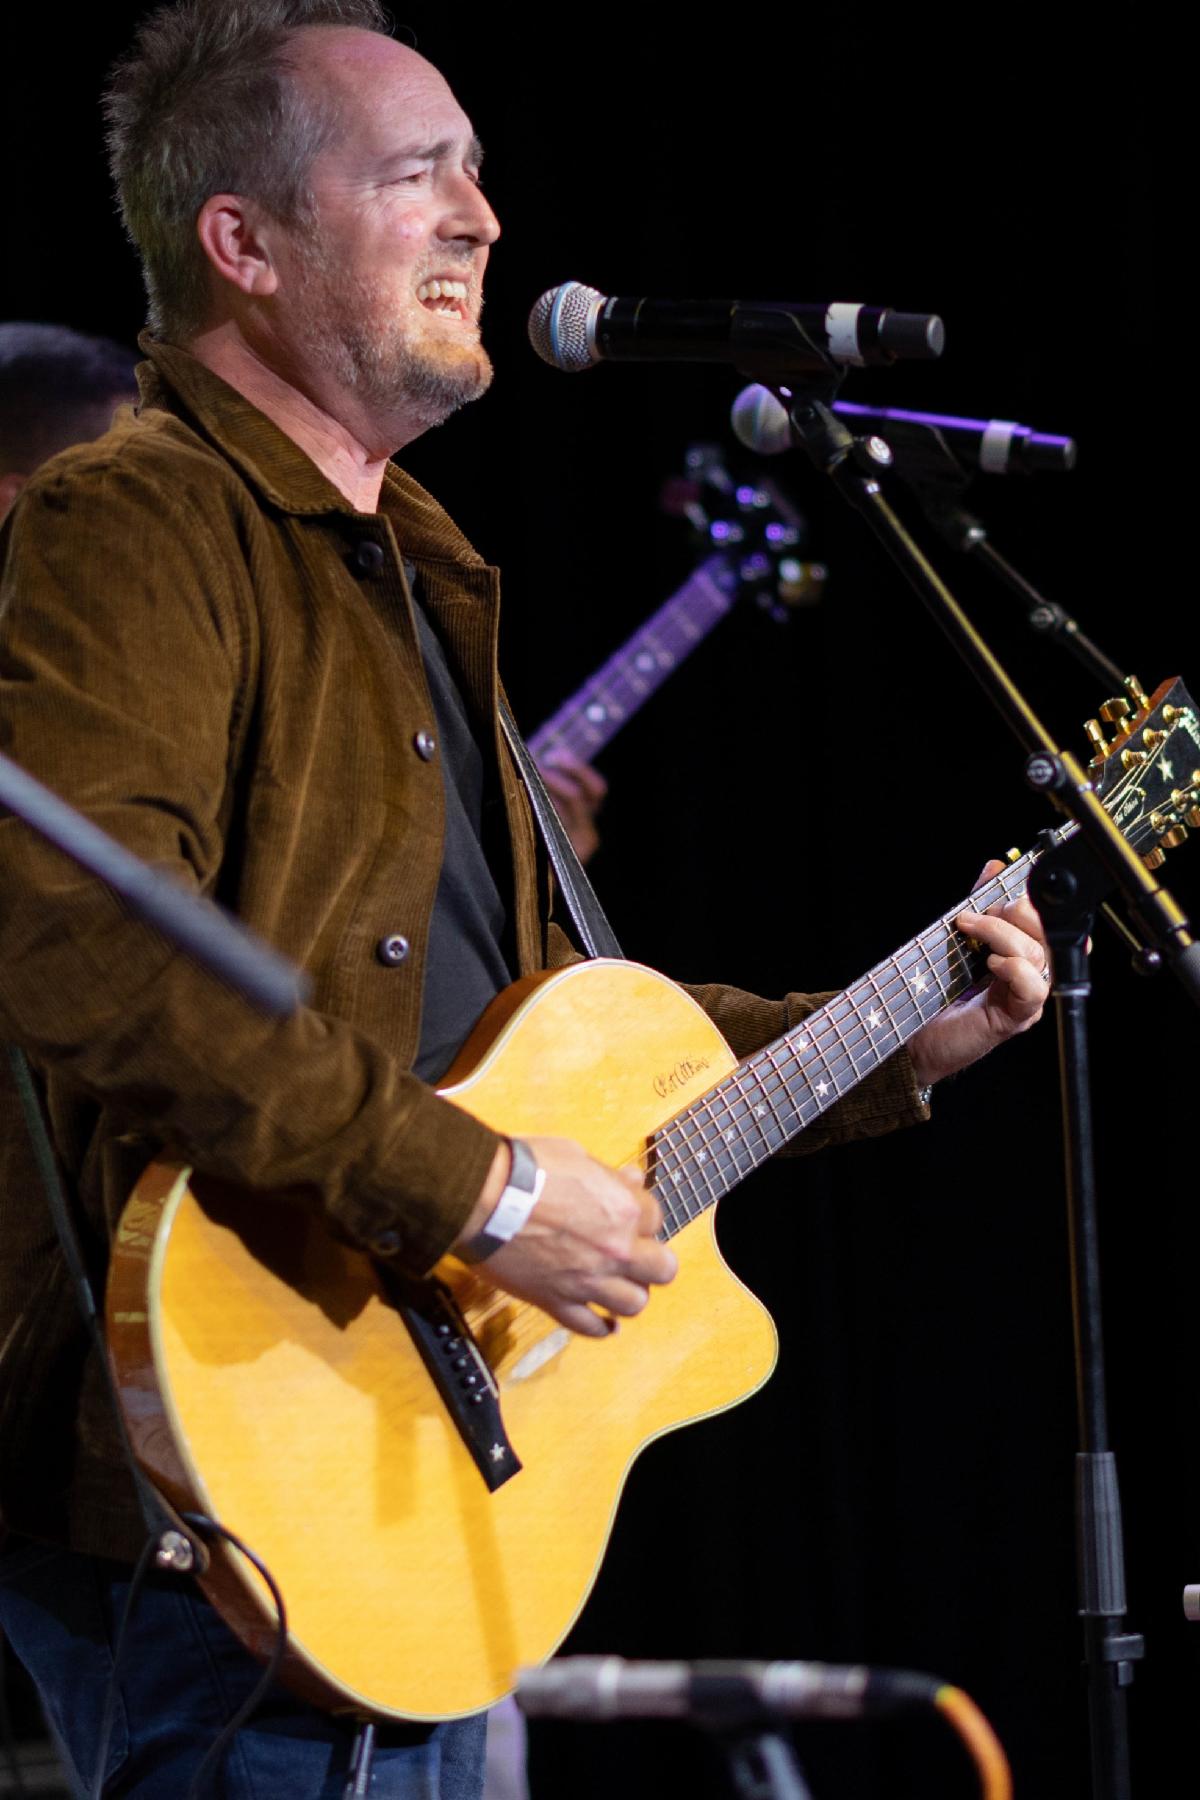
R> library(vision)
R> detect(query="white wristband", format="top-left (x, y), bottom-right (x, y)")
top-left (459, 1138), bottom-right (545, 1263)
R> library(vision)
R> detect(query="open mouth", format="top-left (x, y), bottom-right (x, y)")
top-left (416, 278), bottom-right (470, 320)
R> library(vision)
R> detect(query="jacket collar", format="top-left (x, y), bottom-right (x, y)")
top-left (136, 334), bottom-right (487, 567)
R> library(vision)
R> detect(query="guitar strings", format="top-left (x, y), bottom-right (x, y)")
top-left (469, 782), bottom-right (1146, 1345)
top-left (464, 743), bottom-right (1171, 1347)
top-left (645, 860), bottom-right (1038, 1233)
top-left (478, 756), bottom-right (1154, 1312)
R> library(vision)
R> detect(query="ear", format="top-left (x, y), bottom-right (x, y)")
top-left (0, 471), bottom-right (28, 522)
top-left (196, 194), bottom-right (281, 300)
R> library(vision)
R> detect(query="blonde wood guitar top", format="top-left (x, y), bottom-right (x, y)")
top-left (108, 959), bottom-right (778, 1720)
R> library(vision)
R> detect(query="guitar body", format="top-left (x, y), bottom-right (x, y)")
top-left (108, 960), bottom-right (779, 1720)
top-left (106, 671), bottom-right (1200, 1723)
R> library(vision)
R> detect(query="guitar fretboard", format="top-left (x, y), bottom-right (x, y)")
top-left (650, 850), bottom-right (1040, 1236)
top-left (529, 555), bottom-right (738, 764)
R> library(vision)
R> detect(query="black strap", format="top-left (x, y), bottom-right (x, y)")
top-left (4, 1045), bottom-right (209, 1570)
top-left (499, 698), bottom-right (623, 961)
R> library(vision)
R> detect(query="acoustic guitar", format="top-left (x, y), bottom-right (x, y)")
top-left (107, 676), bottom-right (1199, 1721)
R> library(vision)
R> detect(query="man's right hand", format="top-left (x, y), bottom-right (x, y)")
top-left (452, 1137), bottom-right (677, 1337)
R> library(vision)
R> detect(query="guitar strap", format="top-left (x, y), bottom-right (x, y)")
top-left (499, 697), bottom-right (624, 961)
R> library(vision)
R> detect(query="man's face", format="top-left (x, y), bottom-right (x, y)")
top-left (276, 31), bottom-right (500, 432)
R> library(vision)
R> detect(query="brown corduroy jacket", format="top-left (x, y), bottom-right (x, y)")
top-left (0, 340), bottom-right (926, 1560)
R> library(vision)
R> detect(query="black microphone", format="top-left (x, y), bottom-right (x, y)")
top-left (529, 283), bottom-right (944, 377)
top-left (517, 1657), bottom-right (938, 1725)
top-left (732, 382), bottom-right (1077, 474)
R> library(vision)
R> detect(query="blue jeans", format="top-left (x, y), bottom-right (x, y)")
top-left (0, 1536), bottom-right (486, 1798)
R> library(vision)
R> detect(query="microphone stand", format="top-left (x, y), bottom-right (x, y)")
top-left (867, 415), bottom-right (1127, 692)
top-left (721, 1730), bottom-right (814, 1800)
top-left (0, 749), bottom-right (308, 1017)
top-left (935, 508), bottom-right (1125, 692)
top-left (872, 425), bottom-right (1171, 979)
top-left (770, 376), bottom-right (1200, 1800)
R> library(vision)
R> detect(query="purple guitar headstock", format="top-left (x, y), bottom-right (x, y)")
top-left (661, 443), bottom-right (826, 624)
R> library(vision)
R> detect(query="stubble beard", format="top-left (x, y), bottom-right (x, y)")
top-left (292, 231), bottom-right (494, 432)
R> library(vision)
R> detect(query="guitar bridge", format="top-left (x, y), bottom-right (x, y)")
top-left (380, 1268), bottom-right (522, 1493)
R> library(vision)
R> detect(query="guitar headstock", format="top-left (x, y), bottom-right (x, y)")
top-left (661, 442), bottom-right (826, 622)
top-left (1088, 676), bottom-right (1200, 868)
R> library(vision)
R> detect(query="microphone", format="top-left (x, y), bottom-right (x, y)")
top-left (529, 283), bottom-right (944, 377)
top-left (517, 1657), bottom-right (938, 1724)
top-left (732, 382), bottom-right (1077, 474)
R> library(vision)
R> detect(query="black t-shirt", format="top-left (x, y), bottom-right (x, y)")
top-left (409, 589), bottom-right (515, 1082)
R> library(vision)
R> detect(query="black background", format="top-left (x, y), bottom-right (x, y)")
top-left (2, 11), bottom-right (1192, 1797)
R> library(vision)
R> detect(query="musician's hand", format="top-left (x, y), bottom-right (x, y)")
top-left (909, 859), bottom-right (1051, 1089)
top-left (454, 1137), bottom-right (676, 1337)
top-left (537, 754), bottom-right (607, 865)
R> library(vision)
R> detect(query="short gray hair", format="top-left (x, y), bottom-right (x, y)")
top-left (103, 0), bottom-right (393, 341)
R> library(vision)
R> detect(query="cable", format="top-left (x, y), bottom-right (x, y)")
top-left (88, 1535), bottom-right (160, 1800)
top-left (79, 1516), bottom-right (288, 1800)
top-left (934, 1683), bottom-right (1013, 1800)
top-left (181, 1517), bottom-right (289, 1800)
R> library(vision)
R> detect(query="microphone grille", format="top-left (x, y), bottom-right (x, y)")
top-left (528, 282), bottom-right (604, 372)
top-left (730, 384), bottom-right (794, 456)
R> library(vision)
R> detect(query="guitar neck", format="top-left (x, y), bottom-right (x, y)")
top-left (652, 845), bottom-right (1048, 1233)
top-left (528, 554), bottom-right (738, 763)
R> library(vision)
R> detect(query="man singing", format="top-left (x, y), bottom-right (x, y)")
top-left (0, 3), bottom-right (1050, 1794)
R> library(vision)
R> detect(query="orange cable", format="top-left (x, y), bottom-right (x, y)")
top-left (934, 1683), bottom-right (1013, 1800)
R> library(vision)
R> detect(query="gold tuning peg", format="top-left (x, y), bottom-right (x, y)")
top-left (1142, 847), bottom-right (1167, 870)
top-left (1187, 809), bottom-right (1200, 829)
top-left (1161, 825), bottom-right (1188, 849)
top-left (1144, 727), bottom-right (1167, 750)
top-left (1005, 847), bottom-right (1022, 863)
top-left (1084, 719), bottom-right (1108, 761)
top-left (1163, 705), bottom-right (1181, 725)
top-left (1124, 675), bottom-right (1150, 713)
top-left (1121, 748), bottom-right (1148, 769)
top-left (1099, 696), bottom-right (1132, 726)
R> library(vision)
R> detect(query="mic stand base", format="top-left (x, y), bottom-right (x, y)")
top-left (344, 1720), bottom-right (377, 1799)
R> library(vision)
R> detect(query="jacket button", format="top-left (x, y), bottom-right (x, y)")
top-left (375, 933), bottom-right (410, 966)
top-left (352, 539), bottom-right (385, 576)
top-left (371, 1229), bottom-right (402, 1255)
top-left (413, 729), bottom-right (437, 761)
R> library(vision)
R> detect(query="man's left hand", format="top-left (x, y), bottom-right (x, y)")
top-left (909, 859), bottom-right (1051, 1089)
